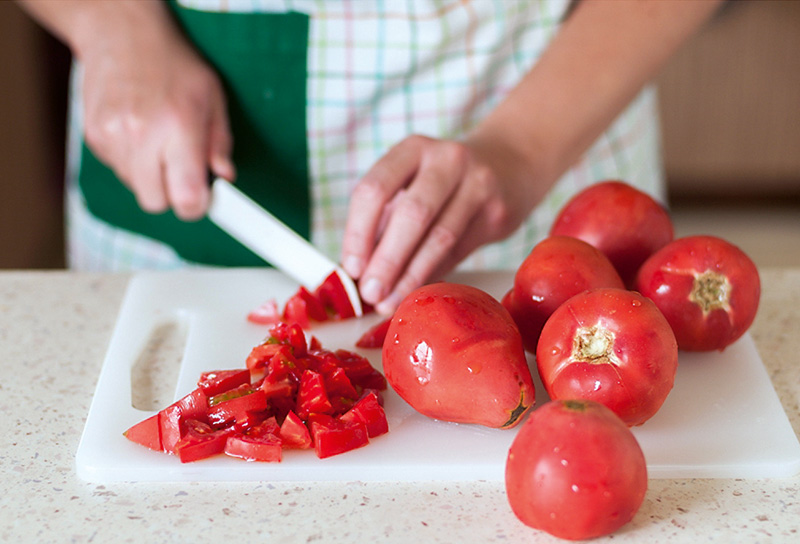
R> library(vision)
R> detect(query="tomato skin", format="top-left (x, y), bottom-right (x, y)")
top-left (506, 399), bottom-right (647, 540)
top-left (635, 235), bottom-right (761, 352)
top-left (505, 236), bottom-right (625, 352)
top-left (383, 283), bottom-right (535, 429)
top-left (550, 180), bottom-right (674, 287)
top-left (536, 288), bottom-right (677, 427)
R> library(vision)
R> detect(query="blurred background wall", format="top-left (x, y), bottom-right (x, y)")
top-left (1, 0), bottom-right (798, 270)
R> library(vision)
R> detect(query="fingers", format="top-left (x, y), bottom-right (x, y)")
top-left (357, 144), bottom-right (468, 308)
top-left (345, 136), bottom-right (510, 315)
top-left (341, 137), bottom-right (428, 280)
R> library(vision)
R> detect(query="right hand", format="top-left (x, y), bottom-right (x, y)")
top-left (79, 10), bottom-right (234, 220)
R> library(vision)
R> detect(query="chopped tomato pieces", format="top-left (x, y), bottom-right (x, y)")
top-left (124, 322), bottom-right (388, 463)
top-left (355, 317), bottom-right (392, 349)
top-left (247, 299), bottom-right (282, 325)
top-left (309, 414), bottom-right (369, 459)
top-left (197, 369), bottom-right (251, 397)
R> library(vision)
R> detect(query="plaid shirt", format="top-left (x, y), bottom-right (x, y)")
top-left (66, 0), bottom-right (664, 271)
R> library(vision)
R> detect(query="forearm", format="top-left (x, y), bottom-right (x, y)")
top-left (470, 0), bottom-right (724, 204)
top-left (17, 0), bottom-right (178, 60)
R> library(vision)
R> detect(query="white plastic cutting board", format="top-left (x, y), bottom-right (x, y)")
top-left (76, 269), bottom-right (800, 482)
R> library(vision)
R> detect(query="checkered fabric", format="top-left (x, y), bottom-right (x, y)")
top-left (66, 0), bottom-right (664, 271)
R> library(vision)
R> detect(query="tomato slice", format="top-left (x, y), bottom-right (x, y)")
top-left (355, 317), bottom-right (392, 349)
top-left (283, 286), bottom-right (329, 328)
top-left (224, 418), bottom-right (283, 462)
top-left (224, 433), bottom-right (282, 462)
top-left (123, 413), bottom-right (162, 452)
top-left (245, 340), bottom-right (284, 370)
top-left (159, 388), bottom-right (209, 455)
top-left (197, 369), bottom-right (251, 397)
top-left (309, 414), bottom-right (369, 459)
top-left (314, 272), bottom-right (356, 320)
top-left (334, 349), bottom-right (387, 391)
top-left (296, 370), bottom-right (334, 419)
top-left (208, 385), bottom-right (268, 428)
top-left (339, 391), bottom-right (389, 438)
top-left (247, 299), bottom-right (282, 325)
top-left (175, 419), bottom-right (231, 463)
top-left (279, 410), bottom-right (312, 449)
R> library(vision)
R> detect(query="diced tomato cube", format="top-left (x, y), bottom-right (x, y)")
top-left (175, 419), bottom-right (231, 463)
top-left (296, 370), bottom-right (333, 419)
top-left (247, 299), bottom-right (282, 325)
top-left (282, 293), bottom-right (311, 329)
top-left (224, 434), bottom-right (282, 462)
top-left (314, 272), bottom-right (357, 320)
top-left (279, 410), bottom-right (312, 449)
top-left (283, 286), bottom-right (329, 329)
top-left (197, 369), bottom-right (251, 397)
top-left (355, 317), bottom-right (392, 349)
top-left (339, 391), bottom-right (389, 438)
top-left (309, 414), bottom-right (369, 459)
top-left (334, 349), bottom-right (387, 391)
top-left (208, 385), bottom-right (268, 428)
top-left (159, 388), bottom-right (209, 455)
top-left (245, 341), bottom-right (283, 370)
top-left (123, 413), bottom-right (162, 452)
top-left (224, 418), bottom-right (284, 462)
top-left (323, 366), bottom-right (359, 401)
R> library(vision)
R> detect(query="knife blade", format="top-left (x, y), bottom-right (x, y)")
top-left (207, 178), bottom-right (363, 317)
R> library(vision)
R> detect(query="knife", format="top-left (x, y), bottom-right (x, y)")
top-left (207, 178), bottom-right (363, 317)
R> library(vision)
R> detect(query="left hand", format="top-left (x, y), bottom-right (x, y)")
top-left (340, 134), bottom-right (542, 315)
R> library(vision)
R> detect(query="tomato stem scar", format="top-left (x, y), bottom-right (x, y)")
top-left (690, 270), bottom-right (731, 314)
top-left (572, 326), bottom-right (620, 365)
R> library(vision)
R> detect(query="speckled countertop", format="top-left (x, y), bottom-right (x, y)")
top-left (1, 269), bottom-right (798, 543)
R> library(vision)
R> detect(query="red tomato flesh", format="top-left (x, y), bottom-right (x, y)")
top-left (339, 391), bottom-right (389, 438)
top-left (309, 414), bottom-right (369, 459)
top-left (124, 322), bottom-right (388, 462)
top-left (197, 369), bottom-right (251, 397)
top-left (356, 317), bottom-right (392, 349)
top-left (123, 413), bottom-right (162, 452)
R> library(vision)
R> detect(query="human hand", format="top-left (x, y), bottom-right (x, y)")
top-left (78, 7), bottom-right (234, 220)
top-left (341, 134), bottom-right (544, 315)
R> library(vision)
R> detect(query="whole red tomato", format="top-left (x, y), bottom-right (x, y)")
top-left (550, 180), bottom-right (674, 286)
top-left (635, 235), bottom-right (760, 351)
top-left (382, 283), bottom-right (535, 428)
top-left (536, 288), bottom-right (677, 426)
top-left (506, 399), bottom-right (647, 541)
top-left (503, 236), bottom-right (624, 352)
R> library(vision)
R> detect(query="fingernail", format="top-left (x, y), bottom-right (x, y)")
top-left (360, 277), bottom-right (384, 304)
top-left (342, 255), bottom-right (364, 278)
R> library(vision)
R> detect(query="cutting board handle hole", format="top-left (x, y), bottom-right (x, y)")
top-left (130, 319), bottom-right (188, 411)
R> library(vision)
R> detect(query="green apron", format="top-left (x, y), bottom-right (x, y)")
top-left (78, 2), bottom-right (310, 266)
